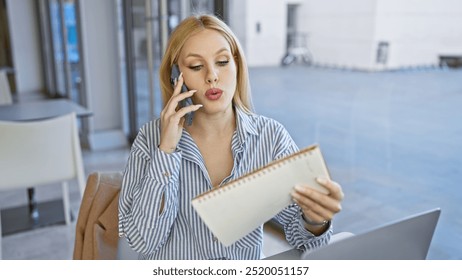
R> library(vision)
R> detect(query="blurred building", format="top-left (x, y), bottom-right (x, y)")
top-left (229, 0), bottom-right (462, 70)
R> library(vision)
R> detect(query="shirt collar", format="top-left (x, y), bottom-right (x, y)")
top-left (235, 106), bottom-right (259, 145)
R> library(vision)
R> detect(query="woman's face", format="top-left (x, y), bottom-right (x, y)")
top-left (178, 29), bottom-right (237, 115)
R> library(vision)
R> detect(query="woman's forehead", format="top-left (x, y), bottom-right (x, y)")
top-left (181, 29), bottom-right (231, 58)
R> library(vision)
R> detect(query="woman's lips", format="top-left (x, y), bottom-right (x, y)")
top-left (205, 88), bottom-right (223, 100)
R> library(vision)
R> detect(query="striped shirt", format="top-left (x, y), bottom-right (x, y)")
top-left (118, 107), bottom-right (332, 260)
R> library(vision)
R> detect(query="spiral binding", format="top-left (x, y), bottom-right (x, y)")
top-left (194, 145), bottom-right (318, 203)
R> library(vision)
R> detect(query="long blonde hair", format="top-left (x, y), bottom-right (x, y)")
top-left (159, 14), bottom-right (254, 113)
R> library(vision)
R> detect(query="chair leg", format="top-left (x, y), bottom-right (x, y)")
top-left (62, 182), bottom-right (71, 225)
top-left (27, 187), bottom-right (40, 222)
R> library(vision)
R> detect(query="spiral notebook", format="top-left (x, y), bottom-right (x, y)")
top-left (191, 144), bottom-right (330, 246)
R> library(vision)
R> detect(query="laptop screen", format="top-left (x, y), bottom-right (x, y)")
top-left (301, 208), bottom-right (440, 260)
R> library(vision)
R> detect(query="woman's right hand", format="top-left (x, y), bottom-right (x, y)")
top-left (159, 72), bottom-right (202, 154)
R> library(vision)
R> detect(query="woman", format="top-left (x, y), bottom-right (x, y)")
top-left (118, 14), bottom-right (344, 260)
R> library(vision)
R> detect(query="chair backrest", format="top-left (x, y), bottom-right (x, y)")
top-left (0, 71), bottom-right (13, 105)
top-left (0, 112), bottom-right (85, 195)
top-left (73, 171), bottom-right (126, 260)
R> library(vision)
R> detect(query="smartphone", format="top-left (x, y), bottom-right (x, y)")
top-left (170, 64), bottom-right (194, 126)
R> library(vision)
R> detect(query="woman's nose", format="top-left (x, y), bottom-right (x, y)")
top-left (206, 69), bottom-right (218, 84)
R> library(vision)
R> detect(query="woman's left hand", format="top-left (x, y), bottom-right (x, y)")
top-left (291, 178), bottom-right (344, 234)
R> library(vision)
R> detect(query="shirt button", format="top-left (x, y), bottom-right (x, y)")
top-left (213, 236), bottom-right (218, 242)
top-left (163, 171), bottom-right (170, 177)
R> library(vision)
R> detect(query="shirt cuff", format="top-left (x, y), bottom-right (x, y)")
top-left (147, 147), bottom-right (182, 185)
top-left (297, 212), bottom-right (332, 239)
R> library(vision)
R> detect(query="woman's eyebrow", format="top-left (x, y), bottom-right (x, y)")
top-left (215, 47), bottom-right (230, 55)
top-left (185, 47), bottom-right (231, 58)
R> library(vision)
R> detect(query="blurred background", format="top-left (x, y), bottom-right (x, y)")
top-left (0, 0), bottom-right (461, 260)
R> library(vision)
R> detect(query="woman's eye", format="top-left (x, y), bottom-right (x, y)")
top-left (189, 65), bottom-right (202, 71)
top-left (217, 60), bottom-right (229, 66)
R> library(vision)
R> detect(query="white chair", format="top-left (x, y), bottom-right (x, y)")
top-left (0, 112), bottom-right (85, 259)
top-left (0, 71), bottom-right (13, 105)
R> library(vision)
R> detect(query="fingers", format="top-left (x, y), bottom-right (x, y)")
top-left (293, 191), bottom-right (336, 221)
top-left (316, 177), bottom-right (345, 201)
top-left (162, 103), bottom-right (202, 129)
top-left (177, 104), bottom-right (203, 119)
top-left (164, 71), bottom-right (194, 114)
top-left (164, 71), bottom-right (201, 120)
top-left (159, 70), bottom-right (201, 153)
top-left (292, 187), bottom-right (339, 221)
top-left (291, 179), bottom-right (344, 222)
top-left (163, 89), bottom-right (197, 117)
top-left (159, 101), bottom-right (202, 154)
top-left (172, 72), bottom-right (185, 96)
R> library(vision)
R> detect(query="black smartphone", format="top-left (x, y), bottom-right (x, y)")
top-left (170, 64), bottom-right (194, 126)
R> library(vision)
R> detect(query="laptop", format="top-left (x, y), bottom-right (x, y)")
top-left (266, 208), bottom-right (441, 260)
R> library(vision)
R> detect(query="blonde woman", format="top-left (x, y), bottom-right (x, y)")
top-left (119, 14), bottom-right (344, 260)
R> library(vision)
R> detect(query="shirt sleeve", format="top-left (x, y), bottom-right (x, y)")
top-left (270, 121), bottom-right (332, 251)
top-left (118, 123), bottom-right (182, 255)
top-left (275, 204), bottom-right (333, 251)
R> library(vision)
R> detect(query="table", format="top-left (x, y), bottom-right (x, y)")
top-left (0, 98), bottom-right (92, 121)
top-left (0, 98), bottom-right (92, 236)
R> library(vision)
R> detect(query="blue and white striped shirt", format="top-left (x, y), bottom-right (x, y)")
top-left (118, 107), bottom-right (332, 260)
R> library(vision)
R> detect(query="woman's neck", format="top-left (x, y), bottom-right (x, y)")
top-left (185, 106), bottom-right (236, 138)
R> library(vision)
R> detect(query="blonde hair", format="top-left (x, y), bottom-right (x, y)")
top-left (159, 14), bottom-right (254, 113)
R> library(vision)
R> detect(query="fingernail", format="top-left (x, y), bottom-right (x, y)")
top-left (190, 89), bottom-right (197, 93)
top-left (196, 104), bottom-right (203, 108)
top-left (291, 191), bottom-right (299, 200)
top-left (294, 184), bottom-right (304, 191)
top-left (179, 72), bottom-right (183, 79)
top-left (316, 177), bottom-right (327, 184)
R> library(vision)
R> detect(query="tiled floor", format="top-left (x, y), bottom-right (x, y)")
top-left (1, 66), bottom-right (461, 260)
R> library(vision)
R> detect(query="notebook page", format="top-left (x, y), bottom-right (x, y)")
top-left (191, 145), bottom-right (330, 246)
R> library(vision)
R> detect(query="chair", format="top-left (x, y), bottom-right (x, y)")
top-left (73, 171), bottom-right (124, 260)
top-left (73, 171), bottom-right (140, 260)
top-left (0, 112), bottom-right (85, 259)
top-left (0, 71), bottom-right (13, 105)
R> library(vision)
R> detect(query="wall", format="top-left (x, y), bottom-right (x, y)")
top-left (300, 0), bottom-right (378, 70)
top-left (233, 0), bottom-right (462, 70)
top-left (228, 0), bottom-right (247, 56)
top-left (245, 0), bottom-right (287, 66)
top-left (79, 0), bottom-right (127, 150)
top-left (6, 0), bottom-right (43, 93)
top-left (229, 0), bottom-right (287, 67)
top-left (229, 0), bottom-right (378, 68)
top-left (375, 0), bottom-right (462, 69)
